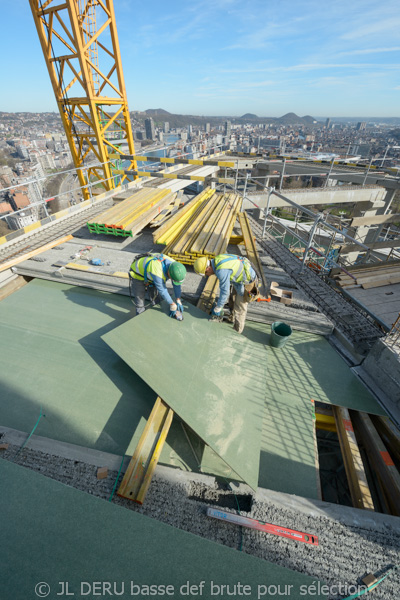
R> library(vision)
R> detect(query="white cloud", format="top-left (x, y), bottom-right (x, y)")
top-left (341, 17), bottom-right (400, 40)
top-left (337, 46), bottom-right (400, 56)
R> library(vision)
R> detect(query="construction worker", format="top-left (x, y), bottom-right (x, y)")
top-left (129, 253), bottom-right (186, 320)
top-left (194, 254), bottom-right (259, 334)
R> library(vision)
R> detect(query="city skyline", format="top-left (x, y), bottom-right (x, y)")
top-left (1, 0), bottom-right (399, 117)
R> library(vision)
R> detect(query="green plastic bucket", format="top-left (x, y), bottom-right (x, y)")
top-left (270, 321), bottom-right (292, 349)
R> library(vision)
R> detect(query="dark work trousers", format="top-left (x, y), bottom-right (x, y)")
top-left (132, 279), bottom-right (158, 315)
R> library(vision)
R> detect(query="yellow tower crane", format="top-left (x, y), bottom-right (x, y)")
top-left (29, 0), bottom-right (137, 200)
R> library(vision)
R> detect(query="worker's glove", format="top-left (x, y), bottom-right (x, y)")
top-left (209, 306), bottom-right (224, 322)
top-left (169, 302), bottom-right (183, 321)
top-left (176, 300), bottom-right (184, 313)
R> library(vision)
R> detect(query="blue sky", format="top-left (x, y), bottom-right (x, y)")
top-left (1, 0), bottom-right (399, 117)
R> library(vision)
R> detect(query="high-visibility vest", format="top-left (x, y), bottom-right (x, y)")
top-left (130, 254), bottom-right (171, 283)
top-left (214, 254), bottom-right (254, 284)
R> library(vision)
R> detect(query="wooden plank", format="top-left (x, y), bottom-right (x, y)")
top-left (174, 194), bottom-right (220, 255)
top-left (163, 199), bottom-right (210, 252)
top-left (53, 262), bottom-right (129, 279)
top-left (196, 274), bottom-right (219, 314)
top-left (333, 406), bottom-right (374, 510)
top-left (0, 235), bottom-right (73, 273)
top-left (371, 415), bottom-right (400, 463)
top-left (209, 194), bottom-right (241, 256)
top-left (351, 410), bottom-right (400, 515)
top-left (190, 194), bottom-right (227, 254)
top-left (238, 211), bottom-right (267, 292)
top-left (153, 188), bottom-right (213, 243)
top-left (0, 275), bottom-right (29, 301)
top-left (361, 276), bottom-right (400, 289)
top-left (117, 397), bottom-right (173, 504)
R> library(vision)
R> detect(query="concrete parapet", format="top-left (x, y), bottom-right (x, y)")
top-left (244, 185), bottom-right (385, 210)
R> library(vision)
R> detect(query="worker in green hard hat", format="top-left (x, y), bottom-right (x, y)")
top-left (194, 254), bottom-right (259, 333)
top-left (129, 253), bottom-right (187, 320)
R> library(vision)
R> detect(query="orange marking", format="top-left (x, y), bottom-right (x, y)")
top-left (380, 451), bottom-right (395, 467)
top-left (343, 419), bottom-right (354, 433)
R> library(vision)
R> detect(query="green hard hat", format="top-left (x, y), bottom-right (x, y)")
top-left (169, 261), bottom-right (186, 285)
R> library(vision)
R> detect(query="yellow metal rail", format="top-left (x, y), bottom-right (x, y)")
top-left (110, 153), bottom-right (235, 168)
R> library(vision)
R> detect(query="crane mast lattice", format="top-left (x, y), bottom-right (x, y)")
top-left (29, 0), bottom-right (137, 200)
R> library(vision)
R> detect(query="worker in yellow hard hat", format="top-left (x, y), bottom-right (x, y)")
top-left (194, 254), bottom-right (259, 334)
top-left (129, 253), bottom-right (186, 320)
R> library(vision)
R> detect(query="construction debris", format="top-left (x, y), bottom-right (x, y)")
top-left (96, 466), bottom-right (108, 480)
top-left (270, 281), bottom-right (293, 305)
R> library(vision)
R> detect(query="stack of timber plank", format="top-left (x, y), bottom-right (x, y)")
top-left (153, 188), bottom-right (241, 265)
top-left (333, 262), bottom-right (400, 290)
top-left (87, 189), bottom-right (176, 237)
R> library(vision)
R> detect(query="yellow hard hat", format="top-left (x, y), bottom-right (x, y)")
top-left (193, 256), bottom-right (209, 275)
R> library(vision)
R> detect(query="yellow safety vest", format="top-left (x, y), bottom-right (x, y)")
top-left (214, 254), bottom-right (253, 284)
top-left (130, 254), bottom-right (172, 282)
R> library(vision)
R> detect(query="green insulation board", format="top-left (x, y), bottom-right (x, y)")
top-left (0, 280), bottom-right (216, 471)
top-left (259, 394), bottom-right (319, 498)
top-left (103, 303), bottom-right (268, 491)
top-left (197, 382), bottom-right (319, 499)
top-left (0, 460), bottom-right (327, 600)
top-left (243, 322), bottom-right (386, 416)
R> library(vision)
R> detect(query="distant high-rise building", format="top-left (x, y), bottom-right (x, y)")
top-left (135, 130), bottom-right (144, 141)
top-left (356, 121), bottom-right (367, 131)
top-left (145, 117), bottom-right (155, 140)
top-left (163, 122), bottom-right (169, 134)
top-left (224, 121), bottom-right (232, 137)
top-left (187, 125), bottom-right (193, 140)
top-left (325, 118), bottom-right (331, 129)
top-left (205, 123), bottom-right (211, 133)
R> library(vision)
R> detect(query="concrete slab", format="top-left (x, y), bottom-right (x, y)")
top-left (103, 304), bottom-right (268, 491)
top-left (346, 283), bottom-right (400, 329)
top-left (0, 460), bottom-right (327, 600)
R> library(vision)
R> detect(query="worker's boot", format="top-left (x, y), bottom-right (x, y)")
top-left (233, 319), bottom-right (244, 334)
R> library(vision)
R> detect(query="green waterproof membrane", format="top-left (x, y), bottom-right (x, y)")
top-left (259, 394), bottom-right (319, 499)
top-left (0, 280), bottom-right (192, 465)
top-left (243, 322), bottom-right (386, 416)
top-left (103, 303), bottom-right (268, 491)
top-left (0, 460), bottom-right (327, 600)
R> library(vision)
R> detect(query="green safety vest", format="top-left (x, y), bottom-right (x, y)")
top-left (214, 254), bottom-right (253, 284)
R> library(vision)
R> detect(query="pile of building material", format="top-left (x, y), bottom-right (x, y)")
top-left (332, 262), bottom-right (400, 290)
top-left (87, 189), bottom-right (176, 237)
top-left (153, 187), bottom-right (241, 264)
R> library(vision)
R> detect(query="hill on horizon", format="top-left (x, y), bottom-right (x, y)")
top-left (135, 109), bottom-right (319, 128)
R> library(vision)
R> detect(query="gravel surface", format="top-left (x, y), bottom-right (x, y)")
top-left (1, 441), bottom-right (399, 600)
